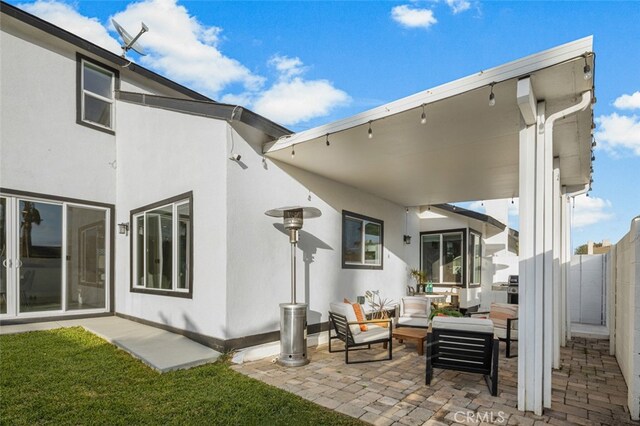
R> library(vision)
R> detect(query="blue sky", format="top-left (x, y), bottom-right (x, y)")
top-left (11, 0), bottom-right (640, 248)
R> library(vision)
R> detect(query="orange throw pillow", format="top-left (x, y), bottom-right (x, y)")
top-left (343, 298), bottom-right (352, 304)
top-left (352, 303), bottom-right (368, 332)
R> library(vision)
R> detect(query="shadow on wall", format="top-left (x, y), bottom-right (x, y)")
top-left (273, 223), bottom-right (333, 326)
top-left (271, 159), bottom-right (407, 260)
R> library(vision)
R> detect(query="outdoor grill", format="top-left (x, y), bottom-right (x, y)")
top-left (265, 206), bottom-right (321, 367)
top-left (507, 275), bottom-right (519, 304)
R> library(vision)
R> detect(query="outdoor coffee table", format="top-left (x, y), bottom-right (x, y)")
top-left (392, 327), bottom-right (429, 356)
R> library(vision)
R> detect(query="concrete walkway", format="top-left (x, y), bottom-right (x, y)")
top-left (0, 316), bottom-right (221, 372)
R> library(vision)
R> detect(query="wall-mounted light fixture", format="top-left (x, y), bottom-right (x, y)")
top-left (118, 222), bottom-right (130, 236)
top-left (403, 235), bottom-right (412, 244)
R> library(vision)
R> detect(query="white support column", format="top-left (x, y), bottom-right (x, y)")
top-left (552, 160), bottom-right (561, 369)
top-left (518, 113), bottom-right (545, 415)
top-left (540, 100), bottom-right (553, 409)
top-left (565, 197), bottom-right (572, 342)
top-left (560, 192), bottom-right (569, 347)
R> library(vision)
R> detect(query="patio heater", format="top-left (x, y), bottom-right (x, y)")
top-left (265, 206), bottom-right (321, 367)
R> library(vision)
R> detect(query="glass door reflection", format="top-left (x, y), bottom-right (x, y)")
top-left (19, 200), bottom-right (63, 312)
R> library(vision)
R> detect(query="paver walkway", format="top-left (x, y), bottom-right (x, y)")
top-left (234, 337), bottom-right (638, 425)
top-left (0, 316), bottom-right (221, 372)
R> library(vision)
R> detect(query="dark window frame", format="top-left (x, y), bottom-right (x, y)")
top-left (76, 53), bottom-right (120, 135)
top-left (467, 228), bottom-right (482, 288)
top-left (419, 228), bottom-right (467, 287)
top-left (129, 192), bottom-right (193, 299)
top-left (341, 210), bottom-right (384, 270)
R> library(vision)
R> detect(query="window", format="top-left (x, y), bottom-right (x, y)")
top-left (342, 211), bottom-right (383, 269)
top-left (469, 231), bottom-right (482, 285)
top-left (420, 231), bottom-right (464, 285)
top-left (131, 193), bottom-right (192, 297)
top-left (77, 55), bottom-right (118, 133)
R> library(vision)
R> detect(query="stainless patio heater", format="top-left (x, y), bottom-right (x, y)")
top-left (265, 206), bottom-right (321, 367)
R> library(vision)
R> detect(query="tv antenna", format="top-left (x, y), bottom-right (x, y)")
top-left (112, 19), bottom-right (149, 58)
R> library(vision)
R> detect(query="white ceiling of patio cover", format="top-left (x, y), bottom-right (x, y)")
top-left (264, 38), bottom-right (594, 206)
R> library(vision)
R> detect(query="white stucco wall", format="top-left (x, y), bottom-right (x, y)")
top-left (115, 102), bottom-right (228, 339)
top-left (224, 126), bottom-right (417, 339)
top-left (0, 22), bottom-right (115, 202)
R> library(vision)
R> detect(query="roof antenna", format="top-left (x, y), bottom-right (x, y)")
top-left (112, 19), bottom-right (149, 61)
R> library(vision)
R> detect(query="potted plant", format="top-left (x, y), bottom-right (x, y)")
top-left (364, 290), bottom-right (396, 327)
top-left (410, 268), bottom-right (427, 293)
top-left (429, 307), bottom-right (463, 320)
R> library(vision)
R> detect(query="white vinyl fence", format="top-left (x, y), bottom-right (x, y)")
top-left (569, 254), bottom-right (607, 325)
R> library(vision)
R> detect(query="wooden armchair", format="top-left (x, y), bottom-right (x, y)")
top-left (470, 302), bottom-right (518, 358)
top-left (426, 316), bottom-right (499, 396)
top-left (328, 302), bottom-right (392, 364)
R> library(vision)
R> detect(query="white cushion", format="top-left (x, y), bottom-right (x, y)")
top-left (401, 296), bottom-right (431, 318)
top-left (353, 325), bottom-right (390, 344)
top-left (432, 316), bottom-right (494, 334)
top-left (494, 326), bottom-right (518, 340)
top-left (330, 302), bottom-right (361, 335)
top-left (397, 316), bottom-right (430, 328)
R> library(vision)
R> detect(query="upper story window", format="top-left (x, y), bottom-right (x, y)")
top-left (77, 55), bottom-right (119, 134)
top-left (130, 193), bottom-right (193, 298)
top-left (342, 210), bottom-right (383, 270)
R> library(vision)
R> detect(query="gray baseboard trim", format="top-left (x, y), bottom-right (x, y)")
top-left (0, 312), bottom-right (113, 326)
top-left (1, 310), bottom-right (331, 354)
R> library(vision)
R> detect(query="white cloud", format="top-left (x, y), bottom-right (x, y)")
top-left (613, 91), bottom-right (640, 110)
top-left (446, 0), bottom-right (471, 14)
top-left (19, 0), bottom-right (121, 54)
top-left (244, 55), bottom-right (350, 126)
top-left (572, 194), bottom-right (614, 228)
top-left (111, 0), bottom-right (263, 97)
top-left (391, 5), bottom-right (437, 29)
top-left (595, 112), bottom-right (640, 156)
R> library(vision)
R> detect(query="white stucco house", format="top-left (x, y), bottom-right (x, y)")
top-left (1, 1), bottom-right (607, 416)
top-left (418, 202), bottom-right (519, 310)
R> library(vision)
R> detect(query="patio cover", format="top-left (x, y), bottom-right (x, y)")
top-left (264, 37), bottom-right (595, 417)
top-left (264, 37), bottom-right (594, 207)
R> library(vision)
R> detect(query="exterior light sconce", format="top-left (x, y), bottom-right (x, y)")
top-left (118, 222), bottom-right (130, 235)
top-left (403, 235), bottom-right (412, 245)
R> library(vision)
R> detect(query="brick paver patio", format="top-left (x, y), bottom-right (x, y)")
top-left (233, 337), bottom-right (639, 425)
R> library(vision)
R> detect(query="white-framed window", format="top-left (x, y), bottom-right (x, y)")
top-left (342, 210), bottom-right (383, 269)
top-left (78, 56), bottom-right (116, 132)
top-left (131, 194), bottom-right (192, 296)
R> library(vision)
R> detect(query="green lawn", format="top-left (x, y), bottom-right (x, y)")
top-left (0, 327), bottom-right (363, 425)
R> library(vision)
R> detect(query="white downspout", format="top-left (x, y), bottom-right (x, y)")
top-left (542, 90), bottom-right (592, 408)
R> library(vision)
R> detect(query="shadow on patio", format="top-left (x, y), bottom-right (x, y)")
top-left (233, 337), bottom-right (638, 425)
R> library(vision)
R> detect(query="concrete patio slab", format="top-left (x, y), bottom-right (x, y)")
top-left (0, 316), bottom-right (221, 372)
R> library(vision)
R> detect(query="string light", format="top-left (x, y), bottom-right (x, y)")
top-left (291, 144), bottom-right (295, 158)
top-left (583, 55), bottom-right (592, 80)
top-left (325, 134), bottom-right (330, 146)
top-left (368, 121), bottom-right (373, 139)
top-left (420, 104), bottom-right (427, 124)
top-left (489, 82), bottom-right (496, 107)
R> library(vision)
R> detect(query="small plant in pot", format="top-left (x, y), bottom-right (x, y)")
top-left (429, 307), bottom-right (463, 320)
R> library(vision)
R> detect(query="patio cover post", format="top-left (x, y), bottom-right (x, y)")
top-left (553, 159), bottom-right (562, 369)
top-left (560, 193), bottom-right (570, 347)
top-left (517, 76), bottom-right (544, 414)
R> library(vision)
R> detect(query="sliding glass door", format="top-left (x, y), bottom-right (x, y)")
top-left (0, 194), bottom-right (109, 318)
